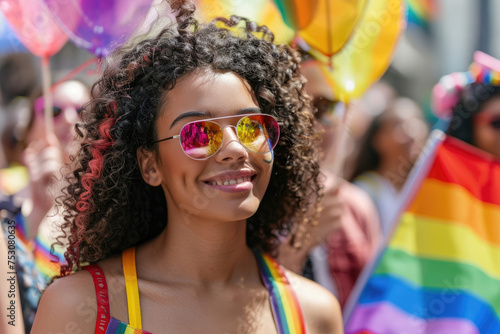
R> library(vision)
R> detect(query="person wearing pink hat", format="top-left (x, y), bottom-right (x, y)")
top-left (433, 51), bottom-right (500, 158)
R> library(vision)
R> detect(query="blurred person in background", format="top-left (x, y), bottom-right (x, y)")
top-left (350, 97), bottom-right (429, 237)
top-left (446, 82), bottom-right (500, 158)
top-left (21, 80), bottom-right (90, 240)
top-left (0, 54), bottom-right (37, 190)
top-left (0, 54), bottom-right (40, 333)
top-left (0, 62), bottom-right (89, 331)
top-left (279, 55), bottom-right (382, 308)
top-left (0, 53), bottom-right (39, 332)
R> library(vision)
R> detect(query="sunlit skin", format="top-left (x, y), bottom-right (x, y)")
top-left (473, 96), bottom-right (500, 158)
top-left (32, 70), bottom-right (342, 334)
top-left (147, 69), bottom-right (273, 224)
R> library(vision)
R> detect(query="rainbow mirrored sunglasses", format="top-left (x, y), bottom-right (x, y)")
top-left (153, 113), bottom-right (280, 160)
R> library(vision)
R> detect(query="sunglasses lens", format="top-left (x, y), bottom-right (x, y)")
top-left (180, 121), bottom-right (222, 159)
top-left (53, 106), bottom-right (63, 117)
top-left (237, 115), bottom-right (279, 153)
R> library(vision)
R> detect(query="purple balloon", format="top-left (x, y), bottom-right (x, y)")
top-left (43, 0), bottom-right (155, 57)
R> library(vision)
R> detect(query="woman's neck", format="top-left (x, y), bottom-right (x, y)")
top-left (139, 209), bottom-right (258, 288)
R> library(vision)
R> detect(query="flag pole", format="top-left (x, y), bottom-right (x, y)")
top-left (342, 129), bottom-right (447, 324)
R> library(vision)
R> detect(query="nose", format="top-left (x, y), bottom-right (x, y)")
top-left (214, 125), bottom-right (248, 163)
top-left (63, 106), bottom-right (79, 124)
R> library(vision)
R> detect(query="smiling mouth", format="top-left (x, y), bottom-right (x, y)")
top-left (205, 175), bottom-right (254, 186)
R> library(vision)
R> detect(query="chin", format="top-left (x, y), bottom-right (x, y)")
top-left (215, 196), bottom-right (262, 222)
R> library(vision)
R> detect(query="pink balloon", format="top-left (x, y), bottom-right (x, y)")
top-left (0, 0), bottom-right (67, 57)
top-left (43, 0), bottom-right (155, 57)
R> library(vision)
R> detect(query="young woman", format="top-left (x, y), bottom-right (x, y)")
top-left (32, 1), bottom-right (342, 333)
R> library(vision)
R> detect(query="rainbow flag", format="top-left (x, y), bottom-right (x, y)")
top-left (345, 133), bottom-right (500, 333)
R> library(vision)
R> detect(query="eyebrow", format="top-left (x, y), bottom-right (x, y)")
top-left (170, 111), bottom-right (211, 129)
top-left (169, 107), bottom-right (262, 129)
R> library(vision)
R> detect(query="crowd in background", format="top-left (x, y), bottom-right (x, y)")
top-left (0, 1), bottom-right (499, 332)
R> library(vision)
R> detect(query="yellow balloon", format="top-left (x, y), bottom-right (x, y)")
top-left (306, 0), bottom-right (404, 102)
top-left (298, 0), bottom-right (370, 56)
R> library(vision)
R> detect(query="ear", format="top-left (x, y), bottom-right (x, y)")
top-left (136, 147), bottom-right (162, 186)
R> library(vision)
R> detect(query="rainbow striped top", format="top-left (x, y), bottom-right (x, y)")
top-left (85, 248), bottom-right (307, 333)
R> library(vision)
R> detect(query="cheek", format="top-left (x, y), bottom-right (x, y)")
top-left (162, 155), bottom-right (200, 187)
top-left (54, 121), bottom-right (74, 144)
top-left (473, 123), bottom-right (498, 149)
top-left (160, 147), bottom-right (211, 203)
top-left (254, 153), bottom-right (273, 196)
top-left (378, 131), bottom-right (399, 151)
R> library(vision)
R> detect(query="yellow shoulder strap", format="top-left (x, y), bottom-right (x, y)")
top-left (122, 247), bottom-right (142, 329)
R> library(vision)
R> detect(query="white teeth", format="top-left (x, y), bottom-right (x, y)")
top-left (207, 176), bottom-right (252, 186)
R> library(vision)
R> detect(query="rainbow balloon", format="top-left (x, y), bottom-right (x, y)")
top-left (273, 0), bottom-right (318, 30)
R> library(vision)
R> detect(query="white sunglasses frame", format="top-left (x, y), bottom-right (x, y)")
top-left (153, 113), bottom-right (281, 160)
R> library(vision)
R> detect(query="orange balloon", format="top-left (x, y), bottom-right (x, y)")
top-left (299, 0), bottom-right (369, 56)
top-left (305, 0), bottom-right (405, 102)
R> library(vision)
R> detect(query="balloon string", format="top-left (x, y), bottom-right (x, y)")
top-left (326, 0), bottom-right (333, 57)
top-left (41, 56), bottom-right (53, 134)
top-left (51, 57), bottom-right (99, 91)
top-left (329, 101), bottom-right (350, 185)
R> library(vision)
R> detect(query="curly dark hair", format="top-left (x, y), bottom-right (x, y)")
top-left (56, 0), bottom-right (322, 276)
top-left (447, 82), bottom-right (500, 144)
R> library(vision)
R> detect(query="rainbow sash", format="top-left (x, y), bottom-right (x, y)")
top-left (254, 251), bottom-right (308, 334)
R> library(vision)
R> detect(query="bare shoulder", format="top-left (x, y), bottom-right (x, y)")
top-left (286, 270), bottom-right (344, 334)
top-left (31, 269), bottom-right (98, 333)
